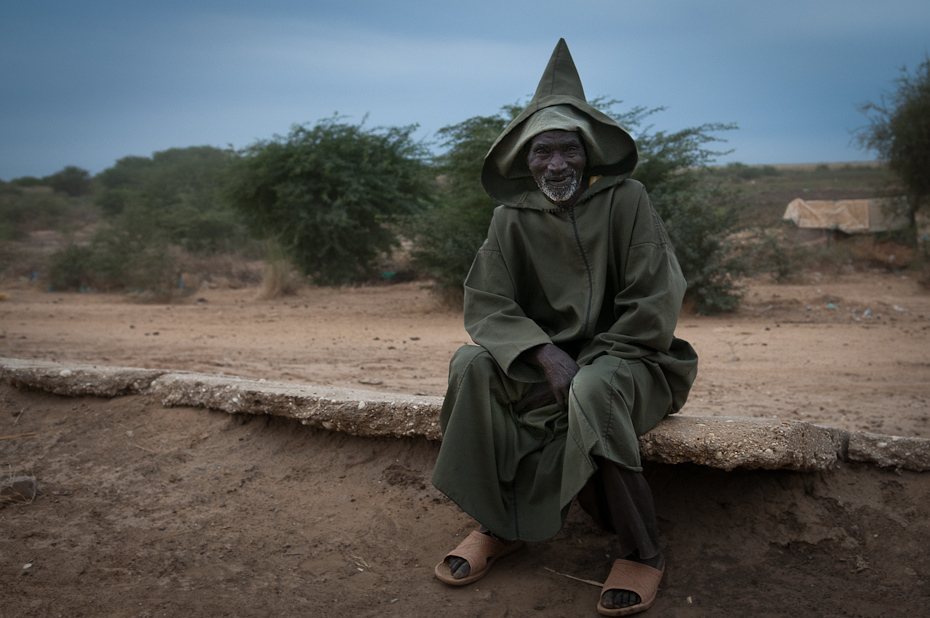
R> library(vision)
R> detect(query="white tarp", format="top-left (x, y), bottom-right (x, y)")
top-left (783, 197), bottom-right (910, 234)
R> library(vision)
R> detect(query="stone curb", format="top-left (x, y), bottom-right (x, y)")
top-left (149, 373), bottom-right (443, 441)
top-left (638, 415), bottom-right (849, 471)
top-left (0, 357), bottom-right (169, 398)
top-left (3, 357), bottom-right (928, 472)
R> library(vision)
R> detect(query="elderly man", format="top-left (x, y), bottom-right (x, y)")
top-left (431, 39), bottom-right (698, 615)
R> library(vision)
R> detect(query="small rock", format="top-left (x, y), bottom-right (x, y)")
top-left (59, 369), bottom-right (72, 378)
top-left (1, 476), bottom-right (39, 504)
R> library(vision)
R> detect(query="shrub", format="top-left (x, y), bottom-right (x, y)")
top-left (48, 204), bottom-right (177, 294)
top-left (45, 166), bottom-right (93, 197)
top-left (403, 108), bottom-right (517, 288)
top-left (9, 176), bottom-right (45, 188)
top-left (256, 254), bottom-right (304, 299)
top-left (48, 243), bottom-right (97, 290)
top-left (95, 146), bottom-right (248, 254)
top-left (0, 189), bottom-right (73, 240)
top-left (226, 117), bottom-right (433, 285)
top-left (718, 162), bottom-right (779, 180)
top-left (856, 54), bottom-right (930, 233)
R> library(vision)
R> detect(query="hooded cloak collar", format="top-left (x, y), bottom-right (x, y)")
top-left (481, 39), bottom-right (638, 208)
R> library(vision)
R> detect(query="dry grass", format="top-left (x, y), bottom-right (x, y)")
top-left (255, 258), bottom-right (304, 300)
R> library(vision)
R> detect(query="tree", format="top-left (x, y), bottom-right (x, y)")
top-left (855, 55), bottom-right (930, 230)
top-left (45, 165), bottom-right (93, 196)
top-left (226, 117), bottom-right (433, 285)
top-left (95, 146), bottom-right (244, 253)
top-left (623, 104), bottom-right (743, 313)
top-left (407, 100), bottom-right (743, 313)
top-left (403, 105), bottom-right (519, 289)
top-left (47, 146), bottom-right (247, 294)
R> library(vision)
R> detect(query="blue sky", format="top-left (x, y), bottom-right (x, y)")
top-left (1, 1), bottom-right (928, 179)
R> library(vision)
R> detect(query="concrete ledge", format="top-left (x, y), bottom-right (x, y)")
top-left (148, 373), bottom-right (443, 441)
top-left (0, 357), bottom-right (170, 397)
top-left (3, 357), bottom-right (929, 472)
top-left (847, 431), bottom-right (930, 471)
top-left (638, 415), bottom-right (849, 471)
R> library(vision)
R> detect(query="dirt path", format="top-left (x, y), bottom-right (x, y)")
top-left (2, 271), bottom-right (928, 437)
top-left (1, 271), bottom-right (929, 616)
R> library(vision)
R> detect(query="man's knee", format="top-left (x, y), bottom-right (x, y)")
top-left (449, 345), bottom-right (496, 381)
top-left (570, 359), bottom-right (622, 399)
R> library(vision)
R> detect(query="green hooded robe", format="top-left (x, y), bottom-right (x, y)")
top-left (431, 39), bottom-right (699, 542)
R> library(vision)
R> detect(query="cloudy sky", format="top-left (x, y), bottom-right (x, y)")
top-left (2, 0), bottom-right (928, 179)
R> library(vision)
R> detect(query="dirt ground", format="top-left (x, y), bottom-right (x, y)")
top-left (1, 271), bottom-right (929, 616)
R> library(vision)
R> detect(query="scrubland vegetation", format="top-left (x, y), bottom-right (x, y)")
top-left (2, 61), bottom-right (927, 313)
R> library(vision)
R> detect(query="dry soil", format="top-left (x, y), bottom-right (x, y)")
top-left (1, 272), bottom-right (928, 617)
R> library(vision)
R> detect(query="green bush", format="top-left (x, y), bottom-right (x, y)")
top-left (0, 188), bottom-right (72, 240)
top-left (718, 162), bottom-right (779, 180)
top-left (95, 146), bottom-right (248, 254)
top-left (45, 166), bottom-right (93, 197)
top-left (743, 232), bottom-right (801, 282)
top-left (48, 243), bottom-right (97, 290)
top-left (404, 107), bottom-right (518, 288)
top-left (856, 54), bottom-right (930, 232)
top-left (9, 176), bottom-right (45, 188)
top-left (42, 146), bottom-right (257, 295)
top-left (226, 117), bottom-right (433, 285)
top-left (627, 113), bottom-right (745, 313)
top-left (48, 211), bottom-right (178, 294)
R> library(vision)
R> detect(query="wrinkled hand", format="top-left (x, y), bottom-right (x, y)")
top-left (519, 343), bottom-right (580, 411)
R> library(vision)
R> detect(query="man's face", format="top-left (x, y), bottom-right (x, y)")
top-left (527, 130), bottom-right (587, 206)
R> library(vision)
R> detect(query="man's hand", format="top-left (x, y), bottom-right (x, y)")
top-left (518, 343), bottom-right (580, 411)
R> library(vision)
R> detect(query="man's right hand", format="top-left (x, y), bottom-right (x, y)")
top-left (519, 343), bottom-right (580, 412)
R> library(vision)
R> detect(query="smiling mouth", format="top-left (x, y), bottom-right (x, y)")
top-left (539, 171), bottom-right (580, 203)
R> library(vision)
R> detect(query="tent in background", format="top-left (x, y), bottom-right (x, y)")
top-left (782, 197), bottom-right (909, 234)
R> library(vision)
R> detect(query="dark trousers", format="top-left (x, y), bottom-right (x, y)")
top-left (576, 457), bottom-right (660, 560)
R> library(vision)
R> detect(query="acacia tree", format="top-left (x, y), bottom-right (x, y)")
top-left (226, 117), bottom-right (433, 285)
top-left (855, 55), bottom-right (930, 231)
top-left (403, 106), bottom-right (518, 290)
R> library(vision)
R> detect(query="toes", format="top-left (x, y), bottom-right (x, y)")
top-left (447, 556), bottom-right (471, 579)
top-left (601, 589), bottom-right (641, 609)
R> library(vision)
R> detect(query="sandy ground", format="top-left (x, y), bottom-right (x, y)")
top-left (1, 271), bottom-right (929, 616)
top-left (2, 271), bottom-right (928, 437)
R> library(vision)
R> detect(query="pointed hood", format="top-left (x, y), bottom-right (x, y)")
top-left (481, 39), bottom-right (638, 206)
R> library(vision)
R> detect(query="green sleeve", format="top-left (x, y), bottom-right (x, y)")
top-left (597, 187), bottom-right (687, 359)
top-left (463, 218), bottom-right (551, 381)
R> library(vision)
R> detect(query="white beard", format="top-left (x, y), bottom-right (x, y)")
top-left (539, 171), bottom-right (580, 203)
